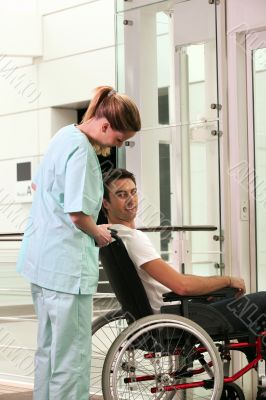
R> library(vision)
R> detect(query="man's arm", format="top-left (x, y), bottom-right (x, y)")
top-left (142, 258), bottom-right (246, 296)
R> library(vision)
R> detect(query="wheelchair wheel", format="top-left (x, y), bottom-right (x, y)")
top-left (221, 383), bottom-right (245, 400)
top-left (102, 314), bottom-right (224, 399)
top-left (90, 309), bottom-right (128, 399)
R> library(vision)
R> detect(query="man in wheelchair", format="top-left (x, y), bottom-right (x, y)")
top-left (101, 168), bottom-right (266, 399)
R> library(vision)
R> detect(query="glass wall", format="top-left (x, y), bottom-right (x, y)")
top-left (116, 0), bottom-right (222, 275)
top-left (252, 46), bottom-right (266, 290)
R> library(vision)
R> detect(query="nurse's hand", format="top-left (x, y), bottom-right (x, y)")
top-left (94, 225), bottom-right (112, 247)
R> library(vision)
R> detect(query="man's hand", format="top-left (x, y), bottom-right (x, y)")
top-left (229, 277), bottom-right (246, 297)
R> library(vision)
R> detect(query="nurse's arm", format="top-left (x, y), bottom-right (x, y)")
top-left (70, 212), bottom-right (111, 247)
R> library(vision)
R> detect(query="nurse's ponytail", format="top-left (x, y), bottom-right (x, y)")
top-left (81, 86), bottom-right (141, 156)
top-left (82, 86), bottom-right (141, 136)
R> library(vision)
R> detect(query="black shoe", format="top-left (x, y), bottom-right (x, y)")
top-left (257, 387), bottom-right (266, 399)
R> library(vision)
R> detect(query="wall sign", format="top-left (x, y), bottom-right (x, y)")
top-left (16, 161), bottom-right (33, 203)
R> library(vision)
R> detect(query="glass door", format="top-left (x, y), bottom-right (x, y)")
top-left (115, 0), bottom-right (223, 275)
top-left (246, 31), bottom-right (266, 291)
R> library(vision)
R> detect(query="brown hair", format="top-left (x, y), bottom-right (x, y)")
top-left (82, 86), bottom-right (141, 156)
top-left (102, 168), bottom-right (136, 215)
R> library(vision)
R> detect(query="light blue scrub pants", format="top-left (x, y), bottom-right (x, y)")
top-left (31, 284), bottom-right (93, 400)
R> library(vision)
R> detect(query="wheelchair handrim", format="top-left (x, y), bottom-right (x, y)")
top-left (111, 318), bottom-right (224, 400)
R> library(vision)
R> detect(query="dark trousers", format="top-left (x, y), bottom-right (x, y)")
top-left (209, 292), bottom-right (266, 335)
top-left (209, 292), bottom-right (266, 363)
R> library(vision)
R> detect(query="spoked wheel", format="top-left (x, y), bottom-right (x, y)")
top-left (102, 314), bottom-right (224, 400)
top-left (221, 383), bottom-right (245, 400)
top-left (90, 309), bottom-right (128, 399)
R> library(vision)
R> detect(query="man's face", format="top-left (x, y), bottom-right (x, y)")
top-left (103, 178), bottom-right (138, 225)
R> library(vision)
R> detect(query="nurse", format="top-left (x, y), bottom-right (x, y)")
top-left (16, 86), bottom-right (141, 400)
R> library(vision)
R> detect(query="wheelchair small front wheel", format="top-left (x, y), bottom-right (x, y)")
top-left (221, 382), bottom-right (245, 400)
top-left (102, 314), bottom-right (224, 400)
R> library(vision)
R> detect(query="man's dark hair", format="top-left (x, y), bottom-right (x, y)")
top-left (103, 168), bottom-right (136, 201)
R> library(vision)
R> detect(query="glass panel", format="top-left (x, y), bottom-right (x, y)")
top-left (189, 120), bottom-right (220, 274)
top-left (253, 48), bottom-right (266, 291)
top-left (116, 0), bottom-right (221, 274)
top-left (116, 2), bottom-right (172, 129)
top-left (156, 11), bottom-right (170, 126)
top-left (133, 125), bottom-right (220, 272)
top-left (116, 0), bottom-right (189, 14)
top-left (116, 11), bottom-right (126, 167)
top-left (116, 0), bottom-right (218, 128)
top-left (175, 41), bottom-right (218, 125)
top-left (115, 12), bottom-right (125, 93)
top-left (159, 143), bottom-right (171, 260)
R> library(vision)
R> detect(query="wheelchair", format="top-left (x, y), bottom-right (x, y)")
top-left (90, 231), bottom-right (266, 399)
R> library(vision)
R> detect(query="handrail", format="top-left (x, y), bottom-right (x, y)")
top-left (138, 225), bottom-right (217, 232)
top-left (0, 225), bottom-right (218, 242)
top-left (0, 233), bottom-right (23, 242)
top-left (0, 233), bottom-right (24, 236)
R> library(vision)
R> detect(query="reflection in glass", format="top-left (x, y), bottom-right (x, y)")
top-left (188, 44), bottom-right (205, 122)
top-left (156, 11), bottom-right (170, 125)
top-left (116, 1), bottom-right (218, 127)
top-left (116, 13), bottom-right (125, 93)
top-left (253, 48), bottom-right (266, 290)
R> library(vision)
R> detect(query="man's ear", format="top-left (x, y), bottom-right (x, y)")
top-left (102, 198), bottom-right (109, 211)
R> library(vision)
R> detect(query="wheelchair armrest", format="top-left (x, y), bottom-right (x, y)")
top-left (162, 287), bottom-right (237, 303)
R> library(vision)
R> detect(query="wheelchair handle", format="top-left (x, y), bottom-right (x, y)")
top-left (108, 228), bottom-right (119, 240)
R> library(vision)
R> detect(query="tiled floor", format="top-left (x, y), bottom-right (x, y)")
top-left (0, 385), bottom-right (32, 399)
top-left (0, 387), bottom-right (104, 400)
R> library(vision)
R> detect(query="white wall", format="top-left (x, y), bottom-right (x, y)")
top-left (0, 63), bottom-right (40, 115)
top-left (43, 0), bottom-right (114, 60)
top-left (0, 0), bottom-right (42, 56)
top-left (0, 0), bottom-right (116, 234)
top-left (226, 1), bottom-right (266, 396)
top-left (38, 48), bottom-right (115, 108)
top-left (174, 0), bottom-right (215, 46)
top-left (226, 0), bottom-right (266, 282)
top-left (227, 0), bottom-right (266, 32)
top-left (0, 108), bottom-right (77, 235)
top-left (0, 0), bottom-right (116, 385)
top-left (0, 0), bottom-right (115, 115)
top-left (0, 0), bottom-right (116, 304)
top-left (40, 0), bottom-right (96, 15)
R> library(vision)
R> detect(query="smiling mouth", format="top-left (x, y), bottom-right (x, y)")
top-left (125, 206), bottom-right (137, 211)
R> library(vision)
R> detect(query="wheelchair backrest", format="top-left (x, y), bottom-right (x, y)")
top-left (99, 233), bottom-right (153, 323)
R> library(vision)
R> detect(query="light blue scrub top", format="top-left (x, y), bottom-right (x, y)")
top-left (17, 124), bottom-right (103, 294)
